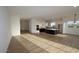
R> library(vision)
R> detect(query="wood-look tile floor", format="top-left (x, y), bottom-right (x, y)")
top-left (7, 33), bottom-right (79, 53)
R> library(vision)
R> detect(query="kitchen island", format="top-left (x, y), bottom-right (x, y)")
top-left (39, 28), bottom-right (59, 35)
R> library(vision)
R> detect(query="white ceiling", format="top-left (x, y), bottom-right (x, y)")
top-left (8, 6), bottom-right (79, 20)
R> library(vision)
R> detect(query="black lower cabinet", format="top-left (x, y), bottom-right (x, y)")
top-left (39, 28), bottom-right (46, 32)
top-left (39, 28), bottom-right (57, 35)
top-left (46, 30), bottom-right (56, 34)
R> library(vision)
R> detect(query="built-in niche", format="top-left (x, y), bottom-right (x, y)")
top-left (68, 24), bottom-right (74, 28)
top-left (76, 24), bottom-right (79, 28)
top-left (67, 21), bottom-right (79, 28)
top-left (68, 24), bottom-right (78, 28)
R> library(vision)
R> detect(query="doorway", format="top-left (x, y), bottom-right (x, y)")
top-left (58, 24), bottom-right (63, 34)
top-left (20, 19), bottom-right (29, 34)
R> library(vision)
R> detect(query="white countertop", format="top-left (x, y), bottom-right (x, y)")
top-left (47, 29), bottom-right (59, 30)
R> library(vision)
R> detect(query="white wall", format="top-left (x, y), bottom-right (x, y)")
top-left (0, 7), bottom-right (11, 52)
top-left (29, 19), bottom-right (46, 33)
top-left (29, 19), bottom-right (38, 33)
top-left (11, 15), bottom-right (20, 36)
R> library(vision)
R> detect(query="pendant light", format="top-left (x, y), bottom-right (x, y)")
top-left (73, 13), bottom-right (76, 23)
top-left (73, 6), bottom-right (77, 24)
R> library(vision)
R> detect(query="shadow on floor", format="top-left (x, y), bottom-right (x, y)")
top-left (32, 33), bottom-right (79, 49)
top-left (7, 37), bottom-right (29, 53)
top-left (7, 36), bottom-right (48, 53)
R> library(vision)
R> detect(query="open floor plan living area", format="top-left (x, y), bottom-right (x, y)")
top-left (0, 6), bottom-right (79, 53)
